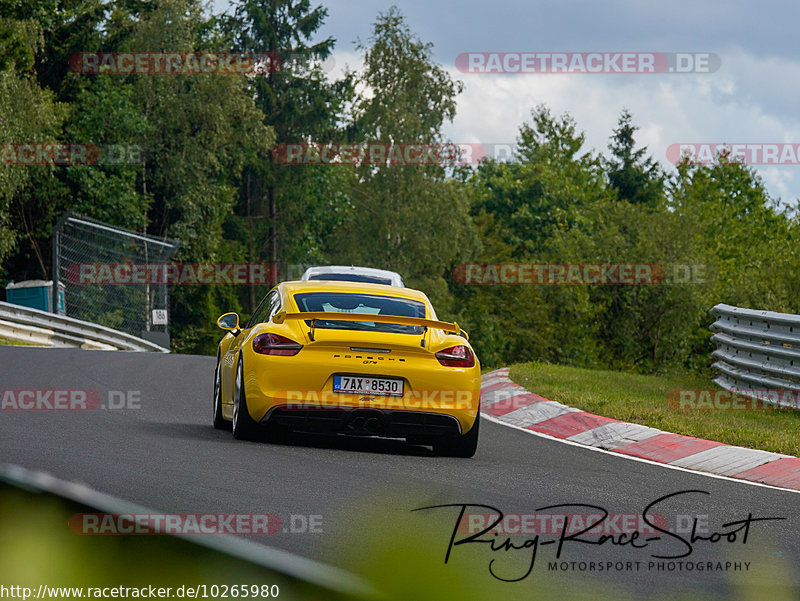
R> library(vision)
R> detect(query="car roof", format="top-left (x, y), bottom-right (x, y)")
top-left (300, 265), bottom-right (404, 286)
top-left (279, 280), bottom-right (428, 303)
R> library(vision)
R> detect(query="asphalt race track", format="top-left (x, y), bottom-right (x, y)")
top-left (1, 347), bottom-right (798, 600)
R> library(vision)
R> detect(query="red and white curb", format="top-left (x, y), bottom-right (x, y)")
top-left (481, 368), bottom-right (800, 492)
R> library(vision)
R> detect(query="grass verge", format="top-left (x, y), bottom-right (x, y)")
top-left (0, 336), bottom-right (44, 346)
top-left (509, 362), bottom-right (800, 457)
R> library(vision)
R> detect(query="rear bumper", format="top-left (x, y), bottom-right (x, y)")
top-left (242, 368), bottom-right (480, 433)
top-left (240, 346), bottom-right (481, 433)
top-left (260, 407), bottom-right (463, 438)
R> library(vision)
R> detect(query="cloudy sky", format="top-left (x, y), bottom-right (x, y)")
top-left (216, 0), bottom-right (800, 204)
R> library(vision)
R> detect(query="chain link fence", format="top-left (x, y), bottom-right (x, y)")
top-left (52, 212), bottom-right (180, 349)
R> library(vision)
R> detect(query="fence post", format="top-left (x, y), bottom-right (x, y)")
top-left (51, 211), bottom-right (72, 315)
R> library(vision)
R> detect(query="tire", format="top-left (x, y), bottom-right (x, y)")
top-left (232, 355), bottom-right (261, 441)
top-left (213, 357), bottom-right (231, 430)
top-left (433, 416), bottom-right (480, 458)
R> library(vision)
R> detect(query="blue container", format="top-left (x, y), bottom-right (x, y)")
top-left (5, 280), bottom-right (66, 314)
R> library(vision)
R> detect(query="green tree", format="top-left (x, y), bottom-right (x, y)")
top-left (118, 0), bottom-right (274, 352)
top-left (607, 109), bottom-right (664, 206)
top-left (225, 0), bottom-right (351, 302)
top-left (472, 106), bottom-right (610, 257)
top-left (670, 154), bottom-right (800, 315)
top-left (459, 106), bottom-right (612, 366)
top-left (63, 74), bottom-right (149, 229)
top-left (333, 6), bottom-right (476, 313)
top-left (0, 14), bottom-right (65, 279)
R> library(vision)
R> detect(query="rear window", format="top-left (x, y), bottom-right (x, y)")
top-left (293, 292), bottom-right (425, 334)
top-left (307, 273), bottom-right (393, 286)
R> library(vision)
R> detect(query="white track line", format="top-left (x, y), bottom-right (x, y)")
top-left (480, 412), bottom-right (800, 496)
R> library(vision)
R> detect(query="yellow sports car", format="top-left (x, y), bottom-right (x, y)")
top-left (213, 280), bottom-right (481, 457)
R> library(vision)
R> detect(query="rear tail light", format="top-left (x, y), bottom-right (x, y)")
top-left (435, 345), bottom-right (475, 367)
top-left (253, 333), bottom-right (303, 356)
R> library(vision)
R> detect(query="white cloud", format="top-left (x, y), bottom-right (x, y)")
top-left (434, 49), bottom-right (800, 203)
top-left (310, 1), bottom-right (800, 203)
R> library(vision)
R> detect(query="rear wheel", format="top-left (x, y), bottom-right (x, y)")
top-left (212, 357), bottom-right (231, 430)
top-left (433, 416), bottom-right (480, 458)
top-left (232, 356), bottom-right (260, 441)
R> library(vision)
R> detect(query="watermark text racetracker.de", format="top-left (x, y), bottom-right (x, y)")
top-left (1, 390), bottom-right (141, 411)
top-left (1, 144), bottom-right (141, 166)
top-left (68, 512), bottom-right (322, 535)
top-left (272, 142), bottom-right (503, 166)
top-left (276, 389), bottom-right (478, 411)
top-left (69, 52), bottom-right (281, 75)
top-left (460, 511), bottom-right (670, 536)
top-left (667, 389), bottom-right (800, 411)
top-left (455, 52), bottom-right (720, 74)
top-left (452, 263), bottom-right (707, 285)
top-left (667, 143), bottom-right (800, 166)
top-left (67, 263), bottom-right (279, 286)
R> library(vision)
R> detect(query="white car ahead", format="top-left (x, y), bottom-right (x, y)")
top-left (299, 265), bottom-right (405, 287)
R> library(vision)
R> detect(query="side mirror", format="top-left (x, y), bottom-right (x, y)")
top-left (216, 312), bottom-right (240, 333)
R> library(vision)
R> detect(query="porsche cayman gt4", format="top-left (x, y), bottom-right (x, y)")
top-left (213, 280), bottom-right (480, 457)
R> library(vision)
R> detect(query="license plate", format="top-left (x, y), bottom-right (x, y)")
top-left (333, 375), bottom-right (404, 397)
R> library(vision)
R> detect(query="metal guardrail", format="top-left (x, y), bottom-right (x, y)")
top-left (0, 464), bottom-right (377, 599)
top-left (710, 303), bottom-right (800, 407)
top-left (0, 301), bottom-right (169, 352)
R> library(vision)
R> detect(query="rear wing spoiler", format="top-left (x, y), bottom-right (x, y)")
top-left (272, 310), bottom-right (467, 339)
